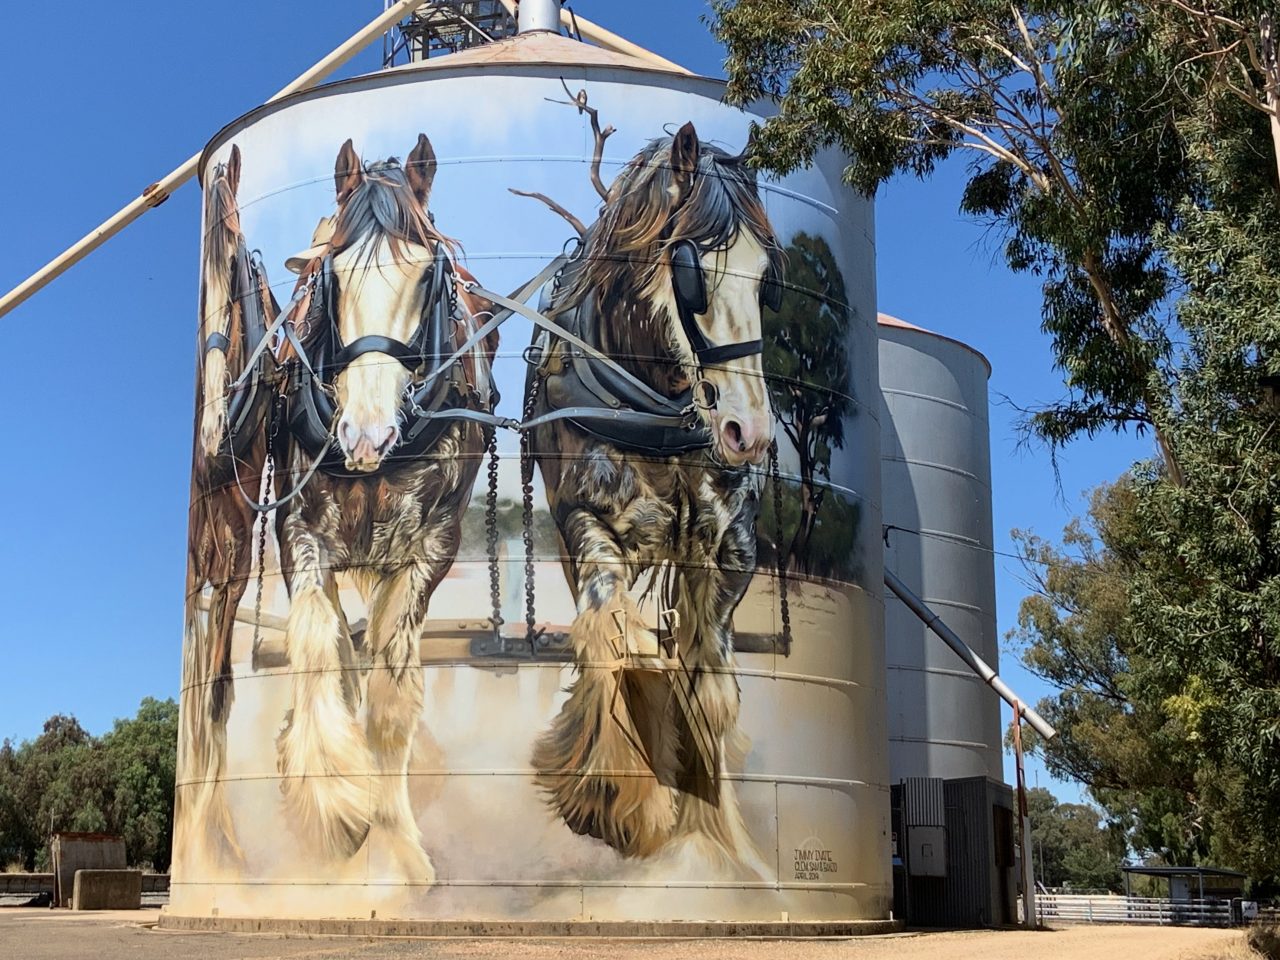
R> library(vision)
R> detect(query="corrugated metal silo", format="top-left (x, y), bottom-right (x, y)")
top-left (170, 25), bottom-right (891, 931)
top-left (878, 314), bottom-right (1002, 783)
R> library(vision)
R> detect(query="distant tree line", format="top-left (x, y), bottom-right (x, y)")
top-left (0, 698), bottom-right (177, 872)
top-left (1027, 787), bottom-right (1127, 892)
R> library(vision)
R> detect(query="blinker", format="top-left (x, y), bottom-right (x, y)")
top-left (670, 240), bottom-right (707, 316)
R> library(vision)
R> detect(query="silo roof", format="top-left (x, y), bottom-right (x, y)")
top-left (384, 31), bottom-right (691, 78)
top-left (877, 312), bottom-right (992, 376)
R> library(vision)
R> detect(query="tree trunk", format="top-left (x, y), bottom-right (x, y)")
top-left (1080, 249), bottom-right (1183, 486)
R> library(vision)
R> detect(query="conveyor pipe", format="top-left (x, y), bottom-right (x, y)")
top-left (883, 567), bottom-right (1056, 740)
top-left (0, 0), bottom-right (432, 320)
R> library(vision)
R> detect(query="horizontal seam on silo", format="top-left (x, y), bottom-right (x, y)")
top-left (171, 878), bottom-right (874, 891)
top-left (887, 595), bottom-right (987, 615)
top-left (225, 158), bottom-right (845, 221)
top-left (879, 456), bottom-right (988, 487)
top-left (183, 551), bottom-right (879, 597)
top-left (886, 664), bottom-right (985, 680)
top-left (877, 328), bottom-right (993, 375)
top-left (178, 663), bottom-right (876, 697)
top-left (176, 771), bottom-right (875, 790)
top-left (888, 736), bottom-right (992, 749)
top-left (879, 387), bottom-right (977, 417)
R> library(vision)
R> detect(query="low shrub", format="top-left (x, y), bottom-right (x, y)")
top-left (1248, 924), bottom-right (1280, 960)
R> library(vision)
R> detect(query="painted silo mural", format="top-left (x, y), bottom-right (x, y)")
top-left (175, 60), bottom-right (886, 924)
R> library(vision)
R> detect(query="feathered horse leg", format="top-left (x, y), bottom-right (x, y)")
top-left (276, 512), bottom-right (372, 860)
top-left (668, 493), bottom-right (765, 875)
top-left (363, 556), bottom-right (442, 882)
top-left (532, 510), bottom-right (679, 858)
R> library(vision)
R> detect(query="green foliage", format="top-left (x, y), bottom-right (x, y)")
top-left (763, 232), bottom-right (858, 576)
top-left (1010, 481), bottom-right (1211, 868)
top-left (1121, 88), bottom-right (1280, 885)
top-left (1014, 478), bottom-right (1280, 885)
top-left (101, 698), bottom-right (178, 873)
top-left (711, 0), bottom-right (1192, 468)
top-left (1249, 923), bottom-right (1280, 960)
top-left (1026, 786), bottom-right (1127, 891)
top-left (0, 700), bottom-right (178, 872)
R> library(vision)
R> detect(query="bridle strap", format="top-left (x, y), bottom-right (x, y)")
top-left (205, 331), bottom-right (232, 355)
top-left (696, 339), bottom-right (764, 366)
top-left (332, 335), bottom-right (422, 373)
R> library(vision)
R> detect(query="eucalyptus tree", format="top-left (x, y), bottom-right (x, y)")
top-left (712, 0), bottom-right (1194, 482)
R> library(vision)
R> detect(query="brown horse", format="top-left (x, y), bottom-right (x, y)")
top-left (527, 124), bottom-right (784, 869)
top-left (180, 143), bottom-right (277, 871)
top-left (273, 135), bottom-right (495, 879)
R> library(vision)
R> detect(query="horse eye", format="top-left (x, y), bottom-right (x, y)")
top-left (761, 275), bottom-right (783, 312)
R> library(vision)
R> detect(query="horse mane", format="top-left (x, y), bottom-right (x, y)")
top-left (199, 164), bottom-right (246, 382)
top-left (331, 159), bottom-right (458, 270)
top-left (552, 135), bottom-right (783, 386)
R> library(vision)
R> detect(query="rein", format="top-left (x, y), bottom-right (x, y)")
top-left (217, 234), bottom-right (771, 510)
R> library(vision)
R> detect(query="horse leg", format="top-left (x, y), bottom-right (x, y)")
top-left (276, 514), bottom-right (372, 860)
top-left (201, 537), bottom-right (249, 867)
top-left (532, 509), bottom-right (678, 858)
top-left (668, 513), bottom-right (764, 874)
top-left (175, 547), bottom-right (207, 867)
top-left (363, 559), bottom-right (439, 882)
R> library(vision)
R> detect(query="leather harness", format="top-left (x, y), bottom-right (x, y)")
top-left (206, 232), bottom-right (775, 506)
top-left (280, 246), bottom-right (506, 475)
top-left (203, 238), bottom-right (272, 462)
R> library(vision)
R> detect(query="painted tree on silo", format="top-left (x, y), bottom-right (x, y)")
top-left (763, 232), bottom-right (854, 577)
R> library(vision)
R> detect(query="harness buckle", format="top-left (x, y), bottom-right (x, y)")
top-left (692, 379), bottom-right (719, 411)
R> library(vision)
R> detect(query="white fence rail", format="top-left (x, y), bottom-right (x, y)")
top-left (1037, 895), bottom-right (1234, 927)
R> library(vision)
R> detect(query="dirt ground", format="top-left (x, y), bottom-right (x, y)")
top-left (0, 909), bottom-right (1258, 960)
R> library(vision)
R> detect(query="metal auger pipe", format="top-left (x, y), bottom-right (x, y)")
top-left (883, 566), bottom-right (1057, 740)
top-left (0, 0), bottom-right (432, 320)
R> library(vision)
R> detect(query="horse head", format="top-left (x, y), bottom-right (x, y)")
top-left (198, 144), bottom-right (244, 461)
top-left (563, 123), bottom-right (783, 467)
top-left (326, 135), bottom-right (452, 472)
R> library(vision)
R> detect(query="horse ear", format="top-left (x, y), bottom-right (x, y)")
top-left (406, 134), bottom-right (437, 205)
top-left (227, 144), bottom-right (242, 196)
top-left (335, 138), bottom-right (363, 203)
top-left (670, 122), bottom-right (701, 200)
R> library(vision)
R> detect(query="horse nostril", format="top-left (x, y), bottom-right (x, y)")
top-left (722, 418), bottom-right (747, 453)
top-left (375, 425), bottom-right (398, 455)
top-left (339, 419), bottom-right (356, 449)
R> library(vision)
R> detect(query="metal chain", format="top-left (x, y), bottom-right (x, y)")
top-left (768, 439), bottom-right (792, 650)
top-left (520, 376), bottom-right (542, 654)
top-left (484, 428), bottom-right (503, 636)
top-left (252, 393), bottom-right (282, 653)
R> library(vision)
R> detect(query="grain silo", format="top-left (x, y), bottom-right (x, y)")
top-left (167, 1), bottom-right (892, 933)
top-left (878, 314), bottom-right (1002, 783)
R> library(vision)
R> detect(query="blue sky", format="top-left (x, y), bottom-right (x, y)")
top-left (0, 2), bottom-right (1147, 804)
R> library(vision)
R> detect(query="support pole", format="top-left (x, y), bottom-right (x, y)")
top-left (0, 0), bottom-right (431, 320)
top-left (1012, 705), bottom-right (1037, 927)
top-left (567, 12), bottom-right (692, 73)
top-left (883, 567), bottom-right (1056, 740)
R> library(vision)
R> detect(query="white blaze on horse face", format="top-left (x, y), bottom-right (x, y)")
top-left (683, 230), bottom-right (774, 468)
top-left (333, 240), bottom-right (433, 472)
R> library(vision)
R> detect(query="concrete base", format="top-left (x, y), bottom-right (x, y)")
top-left (159, 914), bottom-right (903, 938)
top-left (72, 870), bottom-right (142, 910)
